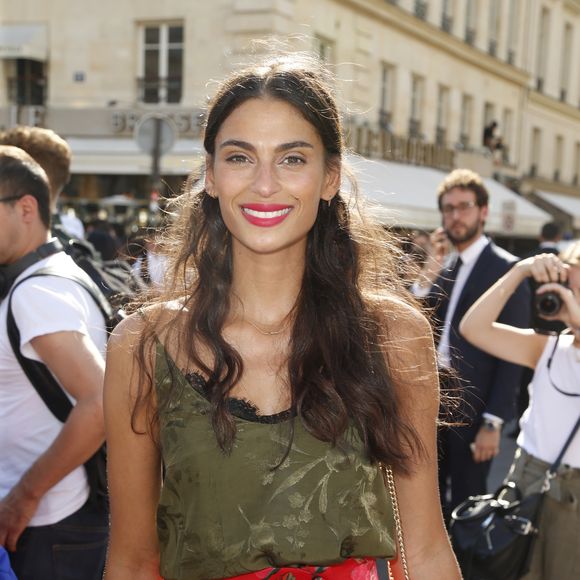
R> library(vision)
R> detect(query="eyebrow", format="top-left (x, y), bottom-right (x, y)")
top-left (218, 139), bottom-right (314, 153)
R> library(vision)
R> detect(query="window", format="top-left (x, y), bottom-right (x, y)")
top-left (530, 128), bottom-right (541, 176)
top-left (536, 8), bottom-right (550, 92)
top-left (436, 85), bottom-right (449, 145)
top-left (506, 0), bottom-right (519, 64)
top-left (573, 142), bottom-right (580, 185)
top-left (465, 0), bottom-right (477, 45)
top-left (482, 103), bottom-right (496, 149)
top-left (483, 102), bottom-right (495, 127)
top-left (409, 74), bottom-right (424, 138)
top-left (8, 59), bottom-right (46, 106)
top-left (414, 0), bottom-right (428, 21)
top-left (441, 0), bottom-right (454, 32)
top-left (501, 108), bottom-right (513, 160)
top-left (314, 36), bottom-right (335, 63)
top-left (460, 94), bottom-right (473, 147)
top-left (488, 0), bottom-right (500, 56)
top-left (560, 23), bottom-right (573, 102)
top-left (379, 63), bottom-right (395, 130)
top-left (138, 22), bottom-right (183, 104)
top-left (554, 136), bottom-right (564, 182)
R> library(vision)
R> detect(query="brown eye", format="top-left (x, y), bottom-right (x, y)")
top-left (226, 154), bottom-right (249, 164)
top-left (283, 155), bottom-right (305, 165)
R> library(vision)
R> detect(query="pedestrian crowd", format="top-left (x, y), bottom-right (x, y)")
top-left (1, 51), bottom-right (579, 580)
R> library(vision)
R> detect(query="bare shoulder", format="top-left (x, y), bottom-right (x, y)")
top-left (370, 293), bottom-right (432, 340)
top-left (104, 303), bottom-right (181, 423)
top-left (109, 300), bottom-right (183, 352)
top-left (369, 294), bottom-right (438, 406)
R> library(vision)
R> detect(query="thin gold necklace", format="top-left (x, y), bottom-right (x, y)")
top-left (245, 317), bottom-right (288, 336)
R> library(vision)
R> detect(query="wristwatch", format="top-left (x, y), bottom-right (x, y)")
top-left (482, 418), bottom-right (502, 432)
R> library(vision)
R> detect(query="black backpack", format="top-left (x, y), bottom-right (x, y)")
top-left (52, 223), bottom-right (147, 328)
top-left (6, 266), bottom-right (114, 509)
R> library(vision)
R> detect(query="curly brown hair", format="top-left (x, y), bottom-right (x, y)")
top-left (0, 126), bottom-right (71, 204)
top-left (436, 168), bottom-right (489, 211)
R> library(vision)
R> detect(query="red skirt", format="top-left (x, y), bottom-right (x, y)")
top-left (224, 557), bottom-right (379, 579)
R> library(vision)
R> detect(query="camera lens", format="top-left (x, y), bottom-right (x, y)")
top-left (534, 291), bottom-right (562, 316)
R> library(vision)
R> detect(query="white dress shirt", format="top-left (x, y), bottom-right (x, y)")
top-left (412, 235), bottom-right (503, 424)
top-left (437, 235), bottom-right (489, 368)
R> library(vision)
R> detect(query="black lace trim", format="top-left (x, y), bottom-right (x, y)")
top-left (184, 370), bottom-right (293, 424)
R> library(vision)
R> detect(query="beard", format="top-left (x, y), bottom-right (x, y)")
top-left (445, 220), bottom-right (482, 245)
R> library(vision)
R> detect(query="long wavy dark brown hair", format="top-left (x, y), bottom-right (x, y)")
top-left (134, 54), bottom-right (428, 473)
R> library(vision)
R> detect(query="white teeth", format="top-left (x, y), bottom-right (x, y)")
top-left (242, 207), bottom-right (292, 218)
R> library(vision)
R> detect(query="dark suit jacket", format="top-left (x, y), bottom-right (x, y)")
top-left (428, 241), bottom-right (531, 427)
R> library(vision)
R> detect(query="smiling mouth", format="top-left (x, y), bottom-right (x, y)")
top-left (240, 204), bottom-right (293, 227)
top-left (242, 207), bottom-right (292, 219)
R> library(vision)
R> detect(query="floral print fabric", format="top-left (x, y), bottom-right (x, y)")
top-left (154, 342), bottom-right (395, 580)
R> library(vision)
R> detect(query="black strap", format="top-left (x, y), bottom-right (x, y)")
top-left (549, 414), bottom-right (580, 474)
top-left (6, 267), bottom-right (112, 423)
top-left (543, 334), bottom-right (580, 472)
top-left (546, 333), bottom-right (580, 397)
top-left (0, 239), bottom-right (63, 279)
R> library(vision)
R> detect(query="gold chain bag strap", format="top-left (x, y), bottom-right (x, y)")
top-left (380, 464), bottom-right (410, 580)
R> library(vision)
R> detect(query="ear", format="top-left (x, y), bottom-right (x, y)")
top-left (480, 204), bottom-right (489, 222)
top-left (205, 155), bottom-right (216, 197)
top-left (321, 162), bottom-right (341, 203)
top-left (18, 194), bottom-right (40, 224)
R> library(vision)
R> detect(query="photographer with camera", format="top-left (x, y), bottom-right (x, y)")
top-left (460, 243), bottom-right (580, 579)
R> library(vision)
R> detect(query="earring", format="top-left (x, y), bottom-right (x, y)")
top-left (327, 197), bottom-right (333, 207)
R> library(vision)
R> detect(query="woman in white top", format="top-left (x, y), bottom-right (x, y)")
top-left (460, 242), bottom-right (580, 580)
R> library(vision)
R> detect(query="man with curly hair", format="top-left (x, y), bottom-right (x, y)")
top-left (413, 169), bottom-right (531, 519)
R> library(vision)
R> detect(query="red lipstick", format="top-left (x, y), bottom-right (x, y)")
top-left (240, 204), bottom-right (293, 227)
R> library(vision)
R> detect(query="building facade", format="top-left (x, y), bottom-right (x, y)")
top-left (0, 0), bottom-right (577, 235)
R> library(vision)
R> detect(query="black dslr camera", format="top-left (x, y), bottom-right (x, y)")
top-left (533, 281), bottom-right (568, 317)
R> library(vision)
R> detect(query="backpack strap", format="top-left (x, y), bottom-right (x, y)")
top-left (6, 267), bottom-right (113, 423)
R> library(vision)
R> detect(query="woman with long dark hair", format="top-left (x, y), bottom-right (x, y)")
top-left (103, 54), bottom-right (460, 580)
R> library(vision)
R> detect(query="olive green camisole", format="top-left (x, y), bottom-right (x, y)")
top-left (154, 341), bottom-right (396, 580)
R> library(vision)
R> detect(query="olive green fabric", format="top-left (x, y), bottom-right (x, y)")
top-left (155, 341), bottom-right (396, 580)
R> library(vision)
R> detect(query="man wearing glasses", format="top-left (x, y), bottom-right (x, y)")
top-left (0, 146), bottom-right (108, 579)
top-left (412, 168), bottom-right (530, 521)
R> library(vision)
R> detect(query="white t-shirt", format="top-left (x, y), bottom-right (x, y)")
top-left (518, 334), bottom-right (580, 468)
top-left (0, 251), bottom-right (107, 526)
top-left (58, 212), bottom-right (85, 240)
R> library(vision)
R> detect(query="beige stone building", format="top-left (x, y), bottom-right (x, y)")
top-left (0, 0), bottom-right (577, 239)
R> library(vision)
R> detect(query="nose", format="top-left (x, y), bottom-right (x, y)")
top-left (251, 162), bottom-right (281, 198)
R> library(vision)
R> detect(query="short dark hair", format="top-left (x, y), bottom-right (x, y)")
top-left (437, 168), bottom-right (489, 211)
top-left (540, 221), bottom-right (561, 241)
top-left (0, 145), bottom-right (51, 228)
